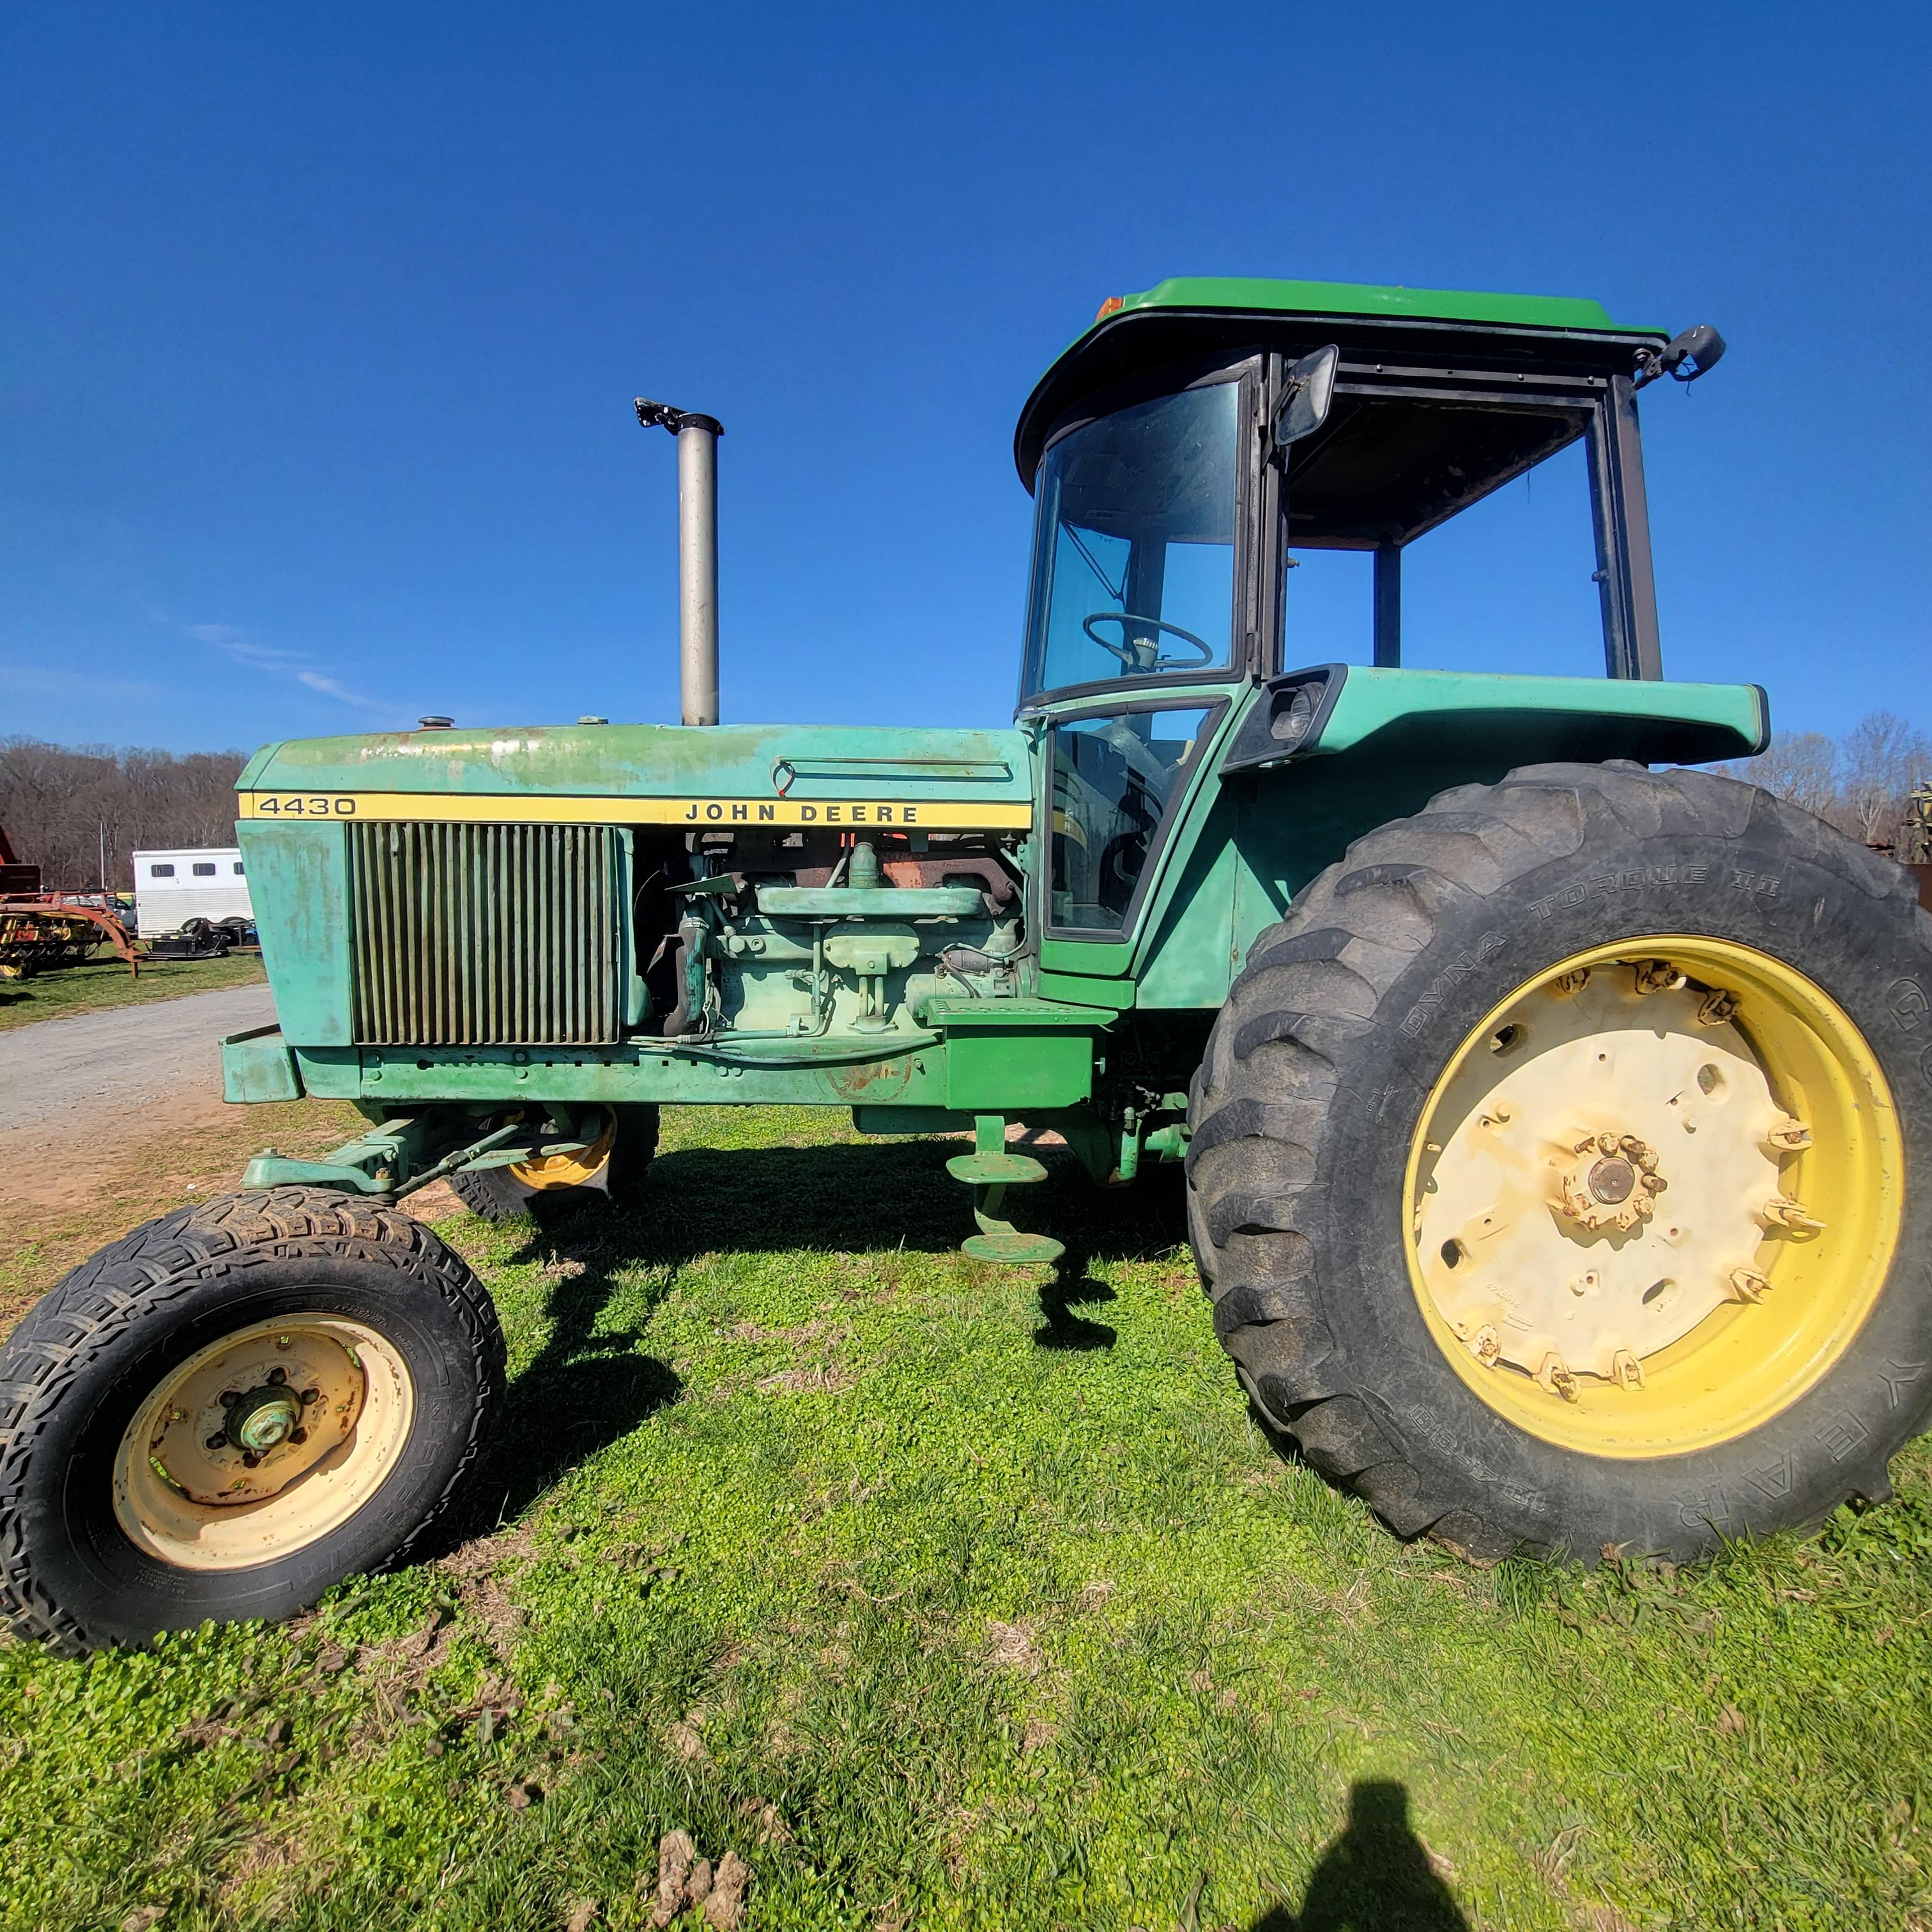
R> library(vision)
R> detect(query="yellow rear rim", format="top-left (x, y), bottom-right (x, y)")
top-left (1404, 938), bottom-right (1902, 1457)
top-left (508, 1112), bottom-right (615, 1191)
top-left (113, 1315), bottom-right (415, 1569)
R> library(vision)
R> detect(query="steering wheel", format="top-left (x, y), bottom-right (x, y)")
top-left (1082, 611), bottom-right (1215, 670)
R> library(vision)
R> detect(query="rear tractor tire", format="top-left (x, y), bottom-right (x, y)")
top-left (1189, 760), bottom-right (1932, 1563)
top-left (0, 1188), bottom-right (503, 1653)
top-left (448, 1103), bottom-right (660, 1223)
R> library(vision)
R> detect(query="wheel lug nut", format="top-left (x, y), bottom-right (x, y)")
top-left (1766, 1115), bottom-right (1812, 1153)
top-left (1612, 1349), bottom-right (1645, 1390)
top-left (1696, 989), bottom-right (1740, 1026)
top-left (267, 1367), bottom-right (288, 1385)
top-left (300, 1387), bottom-right (321, 1406)
top-left (205, 1432), bottom-right (227, 1451)
top-left (1760, 1195), bottom-right (1825, 1234)
top-left (289, 1427), bottom-right (309, 1445)
top-left (1729, 1266), bottom-right (1771, 1303)
top-left (219, 1390), bottom-right (241, 1407)
top-left (1537, 1354), bottom-right (1580, 1402)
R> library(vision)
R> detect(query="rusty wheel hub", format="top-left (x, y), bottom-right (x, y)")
top-left (1555, 1130), bottom-right (1666, 1233)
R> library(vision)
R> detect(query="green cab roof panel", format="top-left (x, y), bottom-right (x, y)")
top-left (1112, 276), bottom-right (1657, 337)
top-left (1015, 273), bottom-right (1671, 485)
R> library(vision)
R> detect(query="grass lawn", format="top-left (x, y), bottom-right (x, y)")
top-left (1, 1103), bottom-right (1926, 1931)
top-left (0, 948), bottom-right (265, 1032)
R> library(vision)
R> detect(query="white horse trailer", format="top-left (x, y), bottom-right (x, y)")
top-left (133, 847), bottom-right (253, 937)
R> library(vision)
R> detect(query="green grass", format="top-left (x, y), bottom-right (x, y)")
top-left (1, 1104), bottom-right (1926, 1931)
top-left (0, 949), bottom-right (265, 1031)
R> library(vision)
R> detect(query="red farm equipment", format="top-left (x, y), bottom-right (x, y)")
top-left (0, 825), bottom-right (140, 982)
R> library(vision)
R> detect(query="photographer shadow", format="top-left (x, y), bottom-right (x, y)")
top-left (1253, 1781), bottom-right (1471, 1932)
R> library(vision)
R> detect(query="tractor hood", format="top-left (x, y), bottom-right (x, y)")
top-left (236, 722), bottom-right (1034, 833)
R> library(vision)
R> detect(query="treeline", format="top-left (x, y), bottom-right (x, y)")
top-left (1718, 709), bottom-right (1930, 850)
top-left (0, 738), bottom-right (248, 891)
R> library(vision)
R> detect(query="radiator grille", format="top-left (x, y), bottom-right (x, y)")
top-left (348, 821), bottom-right (622, 1046)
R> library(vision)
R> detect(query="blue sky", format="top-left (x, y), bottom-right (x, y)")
top-left (2, 3), bottom-right (1926, 754)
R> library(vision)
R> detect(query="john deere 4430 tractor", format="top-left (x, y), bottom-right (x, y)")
top-left (7, 277), bottom-right (1929, 1652)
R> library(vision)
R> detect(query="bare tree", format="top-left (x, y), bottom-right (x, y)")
top-left (1720, 731), bottom-right (1841, 822)
top-left (0, 739), bottom-right (248, 890)
top-left (1839, 711), bottom-right (1932, 845)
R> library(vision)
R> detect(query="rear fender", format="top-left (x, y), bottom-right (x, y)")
top-left (1126, 666), bottom-right (1768, 1009)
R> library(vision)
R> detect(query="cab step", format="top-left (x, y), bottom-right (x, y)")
top-left (946, 1151), bottom-right (1048, 1187)
top-left (950, 1114), bottom-right (1061, 1268)
top-left (963, 1230), bottom-right (1066, 1266)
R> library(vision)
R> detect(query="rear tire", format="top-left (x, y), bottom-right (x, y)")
top-left (449, 1103), bottom-right (660, 1223)
top-left (0, 1188), bottom-right (502, 1653)
top-left (1188, 760), bottom-right (1932, 1562)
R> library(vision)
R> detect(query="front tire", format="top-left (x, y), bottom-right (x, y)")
top-left (1188, 761), bottom-right (1932, 1562)
top-left (0, 1188), bottom-right (502, 1653)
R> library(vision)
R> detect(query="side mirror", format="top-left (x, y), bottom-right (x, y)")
top-left (1634, 324), bottom-right (1726, 389)
top-left (1273, 343), bottom-right (1339, 450)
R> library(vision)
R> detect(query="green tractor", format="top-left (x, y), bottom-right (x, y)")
top-left (6, 277), bottom-right (1929, 1653)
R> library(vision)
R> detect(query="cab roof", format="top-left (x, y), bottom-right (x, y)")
top-left (1014, 275), bottom-right (1667, 486)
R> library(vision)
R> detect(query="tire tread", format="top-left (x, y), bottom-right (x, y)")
top-left (1190, 760), bottom-right (1929, 1558)
top-left (0, 1187), bottom-right (503, 1653)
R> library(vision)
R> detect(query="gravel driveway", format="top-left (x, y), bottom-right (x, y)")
top-left (0, 983), bottom-right (277, 1142)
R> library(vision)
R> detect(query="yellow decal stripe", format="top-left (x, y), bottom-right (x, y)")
top-left (238, 791), bottom-right (1033, 830)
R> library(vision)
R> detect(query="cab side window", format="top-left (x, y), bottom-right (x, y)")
top-left (1048, 706), bottom-right (1211, 931)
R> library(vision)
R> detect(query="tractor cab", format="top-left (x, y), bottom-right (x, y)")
top-left (1015, 276), bottom-right (1722, 698)
top-left (1009, 278), bottom-right (1737, 956)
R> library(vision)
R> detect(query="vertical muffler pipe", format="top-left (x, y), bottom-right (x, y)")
top-left (634, 399), bottom-right (723, 725)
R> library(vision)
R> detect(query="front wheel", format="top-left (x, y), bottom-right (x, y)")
top-left (1188, 761), bottom-right (1932, 1562)
top-left (449, 1103), bottom-right (660, 1223)
top-left (0, 1188), bottom-right (502, 1653)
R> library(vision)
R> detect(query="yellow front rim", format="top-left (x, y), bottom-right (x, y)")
top-left (113, 1315), bottom-right (415, 1570)
top-left (508, 1112), bottom-right (615, 1191)
top-left (1404, 938), bottom-right (1902, 1457)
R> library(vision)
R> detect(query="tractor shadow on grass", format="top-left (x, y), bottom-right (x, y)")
top-left (1252, 1779), bottom-right (1471, 1931)
top-left (638, 1135), bottom-right (1186, 1273)
top-left (436, 1137), bottom-right (1184, 1540)
top-left (447, 1239), bottom-right (683, 1540)
top-left (627, 1135), bottom-right (1181, 1353)
top-left (1035, 1248), bottom-right (1117, 1350)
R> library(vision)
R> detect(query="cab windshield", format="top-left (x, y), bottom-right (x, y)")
top-left (1022, 378), bottom-right (1240, 697)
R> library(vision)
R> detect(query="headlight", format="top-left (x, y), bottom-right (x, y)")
top-left (1218, 666), bottom-right (1345, 776)
top-left (1270, 685), bottom-right (1316, 746)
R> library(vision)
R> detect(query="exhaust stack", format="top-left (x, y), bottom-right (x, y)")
top-left (634, 399), bottom-right (723, 726)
